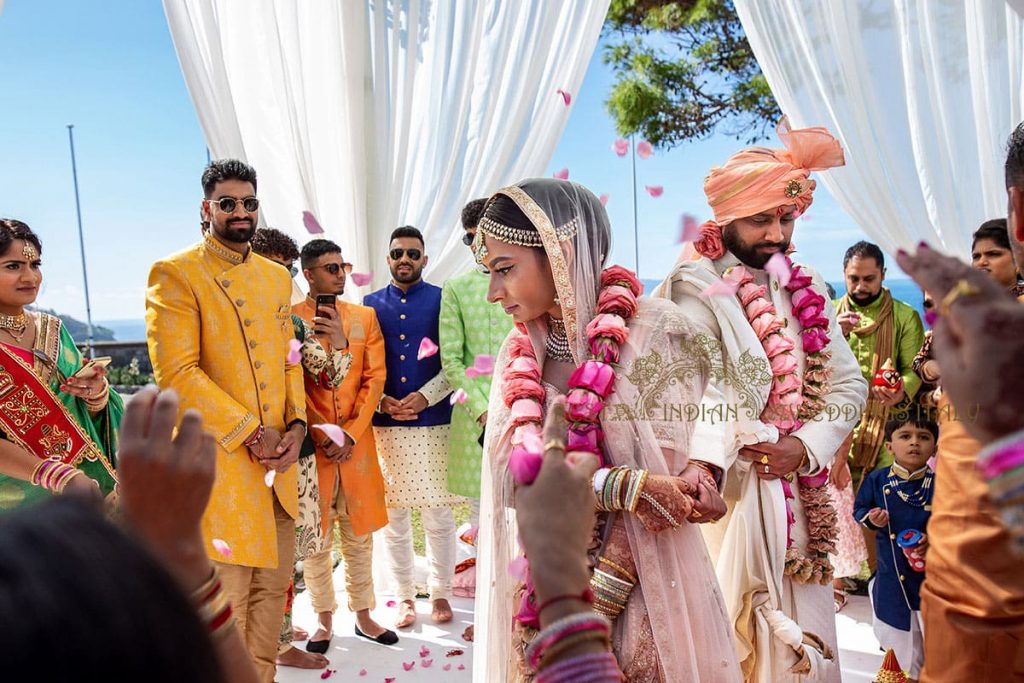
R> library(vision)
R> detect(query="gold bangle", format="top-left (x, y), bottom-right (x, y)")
top-left (597, 556), bottom-right (638, 584)
top-left (939, 278), bottom-right (981, 316)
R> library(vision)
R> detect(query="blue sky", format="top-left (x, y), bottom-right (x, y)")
top-left (0, 1), bottom-right (880, 326)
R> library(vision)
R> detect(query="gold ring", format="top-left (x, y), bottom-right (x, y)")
top-left (543, 438), bottom-right (566, 453)
top-left (692, 509), bottom-right (703, 518)
top-left (760, 455), bottom-right (769, 465)
top-left (939, 279), bottom-right (981, 316)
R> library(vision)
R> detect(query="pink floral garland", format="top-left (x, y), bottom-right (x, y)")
top-left (504, 265), bottom-right (642, 630)
top-left (726, 258), bottom-right (838, 585)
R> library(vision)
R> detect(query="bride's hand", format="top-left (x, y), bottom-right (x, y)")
top-left (635, 474), bottom-right (693, 533)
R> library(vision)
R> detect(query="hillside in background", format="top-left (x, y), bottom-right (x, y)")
top-left (32, 308), bottom-right (116, 342)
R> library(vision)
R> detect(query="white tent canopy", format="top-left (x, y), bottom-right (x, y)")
top-left (735, 0), bottom-right (1024, 258)
top-left (163, 0), bottom-right (609, 292)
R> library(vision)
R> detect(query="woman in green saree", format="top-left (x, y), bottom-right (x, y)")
top-left (0, 219), bottom-right (122, 509)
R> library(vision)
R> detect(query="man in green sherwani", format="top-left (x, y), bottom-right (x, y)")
top-left (439, 198), bottom-right (513, 531)
top-left (834, 241), bottom-right (924, 571)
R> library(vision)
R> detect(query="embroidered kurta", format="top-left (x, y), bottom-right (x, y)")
top-left (661, 252), bottom-right (868, 683)
top-left (292, 298), bottom-right (388, 538)
top-left (834, 292), bottom-right (923, 477)
top-left (146, 233), bottom-right (306, 569)
top-left (439, 269), bottom-right (513, 498)
top-left (853, 464), bottom-right (932, 630)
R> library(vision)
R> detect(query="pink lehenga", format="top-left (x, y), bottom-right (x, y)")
top-left (472, 179), bottom-right (741, 682)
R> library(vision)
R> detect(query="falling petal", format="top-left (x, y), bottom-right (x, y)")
top-left (678, 214), bottom-right (700, 243)
top-left (264, 469), bottom-right (277, 487)
top-left (359, 670), bottom-right (367, 677)
top-left (419, 646), bottom-right (431, 658)
top-left (386, 600), bottom-right (397, 608)
top-left (924, 310), bottom-right (938, 327)
top-left (472, 355), bottom-right (494, 375)
top-left (443, 663), bottom-right (452, 671)
top-left (403, 661), bottom-right (416, 671)
top-left (350, 271), bottom-right (373, 287)
top-left (556, 88), bottom-right (572, 106)
top-left (287, 339), bottom-right (302, 365)
top-left (765, 253), bottom-right (792, 287)
top-left (312, 423), bottom-right (346, 447)
top-left (465, 367), bottom-right (481, 379)
top-left (421, 659), bottom-right (434, 668)
top-left (553, 168), bottom-right (569, 180)
top-left (701, 278), bottom-right (740, 299)
top-left (612, 138), bottom-right (629, 157)
top-left (645, 185), bottom-right (663, 198)
top-left (302, 211), bottom-right (325, 234)
top-left (636, 140), bottom-right (654, 159)
top-left (599, 193), bottom-right (609, 206)
top-left (450, 388), bottom-right (468, 405)
top-left (417, 337), bottom-right (439, 360)
top-left (212, 538), bottom-right (232, 558)
top-left (508, 555), bottom-right (529, 581)
top-left (459, 664), bottom-right (466, 670)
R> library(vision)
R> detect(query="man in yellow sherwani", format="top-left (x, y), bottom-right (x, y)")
top-left (146, 159), bottom-right (307, 683)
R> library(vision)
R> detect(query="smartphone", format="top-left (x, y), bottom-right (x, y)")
top-left (71, 356), bottom-right (112, 380)
top-left (315, 294), bottom-right (337, 313)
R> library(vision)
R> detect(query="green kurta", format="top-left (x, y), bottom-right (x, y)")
top-left (439, 269), bottom-right (513, 498)
top-left (834, 290), bottom-right (924, 477)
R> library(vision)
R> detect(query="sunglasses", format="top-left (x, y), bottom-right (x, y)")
top-left (922, 299), bottom-right (935, 310)
top-left (208, 196), bottom-right (259, 213)
top-left (390, 248), bottom-right (422, 261)
top-left (288, 265), bottom-right (299, 277)
top-left (462, 232), bottom-right (475, 246)
top-left (310, 262), bottom-right (353, 276)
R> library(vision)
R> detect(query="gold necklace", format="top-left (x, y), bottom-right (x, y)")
top-left (0, 312), bottom-right (29, 343)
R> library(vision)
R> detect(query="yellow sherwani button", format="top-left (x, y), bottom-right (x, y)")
top-left (236, 299), bottom-right (245, 306)
top-left (249, 340), bottom-right (257, 349)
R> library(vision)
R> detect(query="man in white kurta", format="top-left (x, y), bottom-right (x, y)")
top-left (658, 120), bottom-right (867, 682)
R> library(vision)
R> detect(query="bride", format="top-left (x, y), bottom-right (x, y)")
top-left (472, 179), bottom-right (741, 682)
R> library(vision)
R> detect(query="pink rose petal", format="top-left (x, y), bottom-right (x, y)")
top-left (302, 211), bottom-right (325, 234)
top-left (287, 338), bottom-right (302, 364)
top-left (419, 646), bottom-right (431, 658)
top-left (385, 679), bottom-right (396, 683)
top-left (459, 664), bottom-right (466, 670)
top-left (599, 193), bottom-right (609, 206)
top-left (678, 214), bottom-right (700, 243)
top-left (645, 185), bottom-right (663, 198)
top-left (924, 310), bottom-right (938, 327)
top-left (612, 138), bottom-right (629, 157)
top-left (312, 423), bottom-right (346, 447)
top-left (508, 555), bottom-right (529, 581)
top-left (421, 659), bottom-right (433, 668)
top-left (765, 253), bottom-right (792, 287)
top-left (350, 271), bottom-right (373, 287)
top-left (403, 661), bottom-right (416, 671)
top-left (556, 89), bottom-right (572, 106)
top-left (320, 669), bottom-right (336, 680)
top-left (264, 469), bottom-right (276, 487)
top-left (473, 354), bottom-right (494, 375)
top-left (212, 538), bottom-right (232, 558)
top-left (359, 670), bottom-right (367, 677)
top-left (701, 278), bottom-right (740, 299)
top-left (417, 337), bottom-right (439, 360)
top-left (443, 663), bottom-right (452, 671)
top-left (465, 367), bottom-right (481, 379)
top-left (521, 428), bottom-right (543, 454)
top-left (450, 388), bottom-right (468, 405)
top-left (386, 599), bottom-right (397, 608)
top-left (553, 168), bottom-right (569, 180)
top-left (636, 140), bottom-right (654, 159)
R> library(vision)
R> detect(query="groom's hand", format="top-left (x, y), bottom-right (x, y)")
top-left (739, 436), bottom-right (806, 480)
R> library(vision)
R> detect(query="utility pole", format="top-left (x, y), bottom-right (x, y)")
top-left (67, 124), bottom-right (95, 359)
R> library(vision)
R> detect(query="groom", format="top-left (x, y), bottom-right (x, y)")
top-left (659, 120), bottom-right (867, 682)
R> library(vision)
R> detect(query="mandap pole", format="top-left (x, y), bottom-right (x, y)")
top-left (66, 125), bottom-right (95, 359)
top-left (630, 134), bottom-right (639, 278)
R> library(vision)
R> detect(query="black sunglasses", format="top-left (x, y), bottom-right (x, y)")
top-left (390, 248), bottom-right (422, 261)
top-left (209, 196), bottom-right (259, 213)
top-left (462, 232), bottom-right (475, 246)
top-left (310, 262), bottom-right (353, 276)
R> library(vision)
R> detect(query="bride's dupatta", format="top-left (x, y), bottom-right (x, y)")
top-left (0, 313), bottom-right (121, 509)
top-left (473, 180), bottom-right (741, 682)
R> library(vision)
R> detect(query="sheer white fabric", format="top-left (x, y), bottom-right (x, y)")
top-left (162, 0), bottom-right (608, 292)
top-left (734, 0), bottom-right (1024, 258)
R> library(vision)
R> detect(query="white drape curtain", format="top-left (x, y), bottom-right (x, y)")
top-left (163, 0), bottom-right (609, 291)
top-left (734, 0), bottom-right (1024, 258)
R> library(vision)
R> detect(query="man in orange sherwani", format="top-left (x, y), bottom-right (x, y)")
top-left (146, 159), bottom-right (307, 683)
top-left (293, 238), bottom-right (393, 653)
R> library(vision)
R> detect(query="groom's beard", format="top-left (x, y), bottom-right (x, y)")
top-left (723, 225), bottom-right (790, 270)
top-left (849, 290), bottom-right (882, 307)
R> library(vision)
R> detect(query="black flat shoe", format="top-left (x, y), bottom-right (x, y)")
top-left (355, 624), bottom-right (399, 645)
top-left (305, 637), bottom-right (331, 654)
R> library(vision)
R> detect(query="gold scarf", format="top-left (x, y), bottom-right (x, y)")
top-left (836, 289), bottom-right (895, 478)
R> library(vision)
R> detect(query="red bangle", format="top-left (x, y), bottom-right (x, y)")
top-left (243, 424), bottom-right (265, 447)
top-left (537, 587), bottom-right (595, 616)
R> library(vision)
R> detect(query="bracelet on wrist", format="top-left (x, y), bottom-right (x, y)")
top-left (537, 588), bottom-right (594, 617)
top-left (243, 424), bottom-right (266, 448)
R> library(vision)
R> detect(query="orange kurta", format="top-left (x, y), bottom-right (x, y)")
top-left (293, 298), bottom-right (388, 537)
top-left (920, 376), bottom-right (1024, 677)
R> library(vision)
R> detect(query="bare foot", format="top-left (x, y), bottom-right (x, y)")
top-left (355, 609), bottom-right (388, 638)
top-left (276, 645), bottom-right (329, 669)
top-left (432, 598), bottom-right (453, 624)
top-left (292, 626), bottom-right (309, 641)
top-left (396, 599), bottom-right (417, 629)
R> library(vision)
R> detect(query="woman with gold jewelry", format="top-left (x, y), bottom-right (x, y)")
top-left (0, 218), bottom-right (121, 508)
top-left (472, 180), bottom-right (741, 682)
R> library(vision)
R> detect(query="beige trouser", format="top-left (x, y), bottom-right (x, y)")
top-left (303, 478), bottom-right (376, 615)
top-left (216, 496), bottom-right (294, 683)
top-left (383, 506), bottom-right (455, 603)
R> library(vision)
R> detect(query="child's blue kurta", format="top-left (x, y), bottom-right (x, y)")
top-left (853, 463), bottom-right (934, 630)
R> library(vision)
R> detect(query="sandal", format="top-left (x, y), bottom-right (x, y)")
top-left (833, 588), bottom-right (848, 613)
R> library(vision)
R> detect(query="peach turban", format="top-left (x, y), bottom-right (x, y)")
top-left (694, 117), bottom-right (845, 259)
